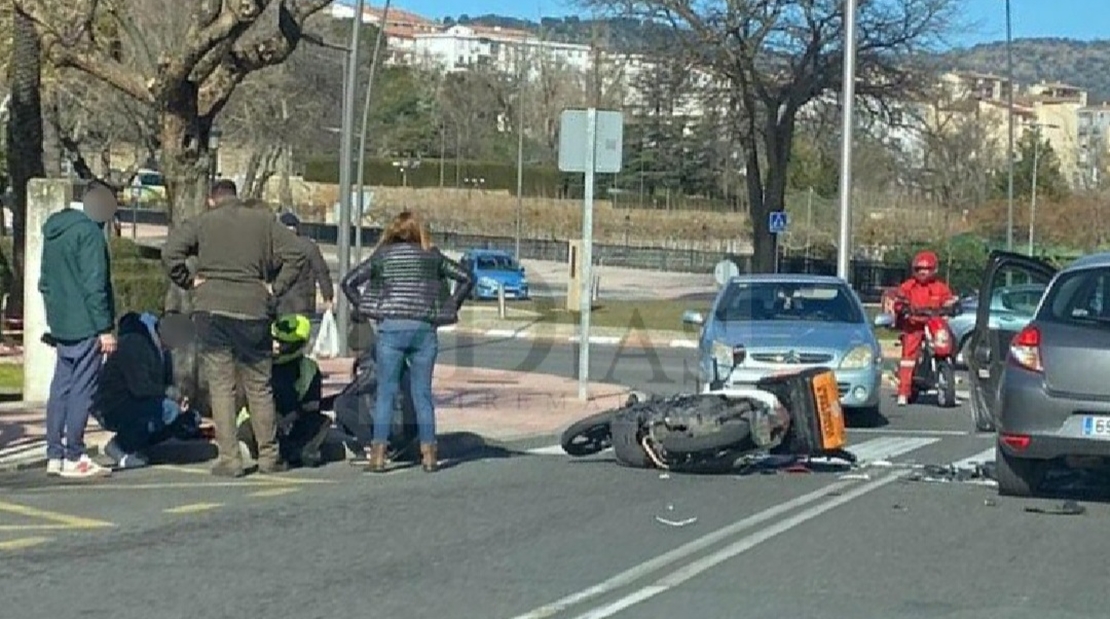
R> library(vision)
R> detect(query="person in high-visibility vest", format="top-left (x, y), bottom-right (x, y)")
top-left (236, 314), bottom-right (331, 468)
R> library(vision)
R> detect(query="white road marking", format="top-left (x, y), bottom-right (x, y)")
top-left (567, 474), bottom-right (903, 619)
top-left (850, 428), bottom-right (972, 437)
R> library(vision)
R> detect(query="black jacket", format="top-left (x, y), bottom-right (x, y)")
top-left (341, 243), bottom-right (473, 326)
top-left (275, 235), bottom-right (334, 316)
top-left (93, 313), bottom-right (176, 422)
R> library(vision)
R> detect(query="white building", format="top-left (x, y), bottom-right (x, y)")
top-left (328, 2), bottom-right (441, 65)
top-left (412, 24), bottom-right (593, 76)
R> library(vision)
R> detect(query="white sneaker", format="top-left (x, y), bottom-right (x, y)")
top-left (59, 454), bottom-right (112, 479)
top-left (46, 459), bottom-right (63, 476)
top-left (897, 395), bottom-right (908, 406)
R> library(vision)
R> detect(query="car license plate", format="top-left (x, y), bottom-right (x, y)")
top-left (810, 370), bottom-right (847, 450)
top-left (1081, 416), bottom-right (1110, 438)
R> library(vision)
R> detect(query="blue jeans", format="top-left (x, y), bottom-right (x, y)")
top-left (373, 324), bottom-right (438, 446)
top-left (45, 337), bottom-right (102, 461)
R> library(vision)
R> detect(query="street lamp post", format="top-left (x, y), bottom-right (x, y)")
top-left (207, 125), bottom-right (222, 186)
top-left (1027, 122), bottom-right (1058, 256)
top-left (1005, 0), bottom-right (1016, 251)
top-left (336, 0), bottom-right (367, 356)
top-left (835, 0), bottom-right (858, 280)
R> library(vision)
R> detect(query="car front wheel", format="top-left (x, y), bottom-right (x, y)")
top-left (995, 442), bottom-right (1049, 497)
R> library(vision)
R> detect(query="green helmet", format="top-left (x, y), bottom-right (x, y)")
top-left (272, 314), bottom-right (311, 363)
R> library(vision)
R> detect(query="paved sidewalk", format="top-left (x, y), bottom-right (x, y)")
top-left (0, 361), bottom-right (628, 471)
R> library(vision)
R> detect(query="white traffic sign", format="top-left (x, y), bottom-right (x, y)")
top-left (769, 211), bottom-right (789, 234)
top-left (714, 259), bottom-right (741, 287)
top-left (558, 109), bottom-right (624, 174)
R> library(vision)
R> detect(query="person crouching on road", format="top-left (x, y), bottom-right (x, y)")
top-left (94, 312), bottom-right (202, 470)
top-left (236, 314), bottom-right (331, 468)
top-left (340, 211), bottom-right (474, 473)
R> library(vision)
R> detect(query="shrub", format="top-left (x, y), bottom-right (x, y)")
top-left (0, 236), bottom-right (168, 318)
top-left (885, 234), bottom-right (990, 296)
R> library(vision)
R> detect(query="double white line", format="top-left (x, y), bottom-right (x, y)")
top-left (509, 436), bottom-right (941, 619)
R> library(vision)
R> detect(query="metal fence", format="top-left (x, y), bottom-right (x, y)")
top-left (127, 209), bottom-right (955, 301)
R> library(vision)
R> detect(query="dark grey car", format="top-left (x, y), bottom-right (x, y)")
top-left (967, 250), bottom-right (1110, 497)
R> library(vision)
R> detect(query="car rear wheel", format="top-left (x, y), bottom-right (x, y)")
top-left (995, 442), bottom-right (1049, 497)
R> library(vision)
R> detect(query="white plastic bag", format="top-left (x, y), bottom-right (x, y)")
top-left (312, 309), bottom-right (339, 358)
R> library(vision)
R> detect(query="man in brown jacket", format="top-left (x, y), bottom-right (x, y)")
top-left (275, 212), bottom-right (334, 317)
top-left (162, 180), bottom-right (306, 477)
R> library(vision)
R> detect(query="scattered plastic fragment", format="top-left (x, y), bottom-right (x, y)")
top-left (838, 473), bottom-right (871, 481)
top-left (1024, 500), bottom-right (1085, 516)
top-left (659, 473), bottom-right (670, 479)
top-left (870, 460), bottom-right (894, 468)
top-left (655, 516), bottom-right (698, 527)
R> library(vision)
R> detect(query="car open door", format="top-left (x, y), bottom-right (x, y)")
top-left (967, 251), bottom-right (1057, 432)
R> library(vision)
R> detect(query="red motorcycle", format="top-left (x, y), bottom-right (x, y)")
top-left (877, 300), bottom-right (959, 408)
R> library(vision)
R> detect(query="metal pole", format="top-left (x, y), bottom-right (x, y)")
top-left (578, 108), bottom-right (597, 401)
top-left (336, 0), bottom-right (366, 356)
top-left (355, 0), bottom-right (391, 265)
top-left (1005, 0), bottom-right (1015, 252)
top-left (514, 45), bottom-right (526, 262)
top-left (835, 0), bottom-right (857, 280)
top-left (1029, 130), bottom-right (1040, 256)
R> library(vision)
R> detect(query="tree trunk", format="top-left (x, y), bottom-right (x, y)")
top-left (159, 84), bottom-right (214, 227)
top-left (5, 8), bottom-right (47, 319)
top-left (278, 144), bottom-right (294, 209)
top-left (242, 151), bottom-right (262, 199)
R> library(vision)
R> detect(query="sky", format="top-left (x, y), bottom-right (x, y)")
top-left (370, 0), bottom-right (1110, 47)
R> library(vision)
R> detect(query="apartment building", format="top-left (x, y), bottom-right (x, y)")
top-left (327, 2), bottom-right (440, 65)
top-left (1077, 103), bottom-right (1110, 188)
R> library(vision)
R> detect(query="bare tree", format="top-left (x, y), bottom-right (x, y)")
top-left (4, 4), bottom-right (46, 317)
top-left (15, 0), bottom-right (333, 224)
top-left (915, 100), bottom-right (1001, 211)
top-left (584, 0), bottom-right (956, 271)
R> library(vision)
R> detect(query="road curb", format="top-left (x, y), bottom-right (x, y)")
top-left (445, 324), bottom-right (901, 359)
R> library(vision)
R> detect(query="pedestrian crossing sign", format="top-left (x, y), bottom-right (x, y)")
top-left (769, 211), bottom-right (788, 234)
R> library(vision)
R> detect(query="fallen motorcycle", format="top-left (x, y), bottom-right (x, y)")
top-left (560, 367), bottom-right (854, 472)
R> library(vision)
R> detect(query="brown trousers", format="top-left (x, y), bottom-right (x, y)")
top-left (195, 312), bottom-right (278, 469)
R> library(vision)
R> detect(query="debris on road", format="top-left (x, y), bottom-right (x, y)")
top-left (1024, 501), bottom-right (1086, 516)
top-left (655, 503), bottom-right (698, 527)
top-left (900, 462), bottom-right (998, 487)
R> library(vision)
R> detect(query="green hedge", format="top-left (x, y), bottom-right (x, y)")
top-left (304, 156), bottom-right (566, 196)
top-left (0, 237), bottom-right (168, 318)
top-left (885, 235), bottom-right (991, 297)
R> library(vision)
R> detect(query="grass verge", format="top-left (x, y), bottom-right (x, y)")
top-left (0, 364), bottom-right (22, 394)
top-left (468, 298), bottom-right (900, 341)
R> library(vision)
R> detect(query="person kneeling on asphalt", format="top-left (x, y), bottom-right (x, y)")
top-left (236, 314), bottom-right (331, 468)
top-left (94, 312), bottom-right (202, 470)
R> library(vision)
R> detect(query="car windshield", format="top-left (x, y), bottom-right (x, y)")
top-left (138, 172), bottom-right (163, 186)
top-left (1040, 267), bottom-right (1110, 327)
top-left (475, 255), bottom-right (519, 271)
top-left (714, 281), bottom-right (864, 323)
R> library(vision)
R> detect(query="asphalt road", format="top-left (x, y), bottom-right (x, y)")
top-left (1, 336), bottom-right (1107, 619)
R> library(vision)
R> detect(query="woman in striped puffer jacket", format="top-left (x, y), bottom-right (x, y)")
top-left (340, 211), bottom-right (473, 473)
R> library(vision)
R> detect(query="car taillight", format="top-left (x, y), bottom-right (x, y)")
top-left (1009, 325), bottom-right (1042, 373)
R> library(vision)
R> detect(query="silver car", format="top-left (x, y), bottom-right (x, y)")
top-left (967, 250), bottom-right (1110, 497)
top-left (683, 274), bottom-right (883, 415)
top-left (948, 283), bottom-right (1045, 366)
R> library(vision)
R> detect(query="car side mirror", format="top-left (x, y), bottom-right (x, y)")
top-left (873, 313), bottom-right (894, 328)
top-left (682, 310), bottom-right (705, 326)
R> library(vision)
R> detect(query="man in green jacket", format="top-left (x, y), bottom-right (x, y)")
top-left (162, 180), bottom-right (306, 477)
top-left (39, 181), bottom-right (118, 479)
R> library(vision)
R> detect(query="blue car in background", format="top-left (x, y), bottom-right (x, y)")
top-left (459, 249), bottom-right (530, 300)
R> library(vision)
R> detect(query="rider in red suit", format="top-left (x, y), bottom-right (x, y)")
top-left (894, 250), bottom-right (958, 406)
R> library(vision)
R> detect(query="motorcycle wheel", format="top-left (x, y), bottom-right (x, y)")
top-left (935, 360), bottom-right (957, 408)
top-left (560, 410), bottom-right (616, 457)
